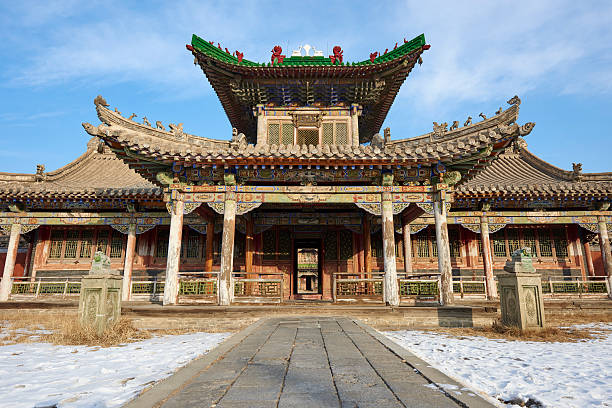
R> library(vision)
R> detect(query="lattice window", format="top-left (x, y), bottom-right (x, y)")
top-left (49, 230), bottom-right (63, 259)
top-left (477, 238), bottom-right (483, 256)
top-left (552, 227), bottom-right (568, 259)
top-left (431, 234), bottom-right (438, 257)
top-left (297, 128), bottom-right (319, 146)
top-left (324, 230), bottom-right (338, 260)
top-left (491, 231), bottom-right (506, 257)
top-left (262, 229), bottom-right (276, 260)
top-left (268, 123), bottom-right (280, 145)
top-left (281, 123), bottom-right (294, 145)
top-left (339, 230), bottom-right (353, 260)
top-left (79, 230), bottom-right (93, 258)
top-left (64, 230), bottom-right (79, 258)
top-left (522, 228), bottom-right (537, 255)
top-left (110, 230), bottom-right (124, 258)
top-left (335, 122), bottom-right (348, 145)
top-left (278, 230), bottom-right (291, 259)
top-left (415, 232), bottom-right (429, 258)
top-left (507, 229), bottom-right (520, 255)
top-left (96, 230), bottom-right (109, 254)
top-left (322, 123), bottom-right (333, 145)
top-left (185, 230), bottom-right (200, 258)
top-left (539, 229), bottom-right (553, 257)
top-left (156, 229), bottom-right (169, 258)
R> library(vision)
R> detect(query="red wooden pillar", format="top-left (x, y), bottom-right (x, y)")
top-left (363, 215), bottom-right (372, 279)
top-left (480, 215), bottom-right (497, 299)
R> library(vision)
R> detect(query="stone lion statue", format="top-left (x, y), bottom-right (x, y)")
top-left (90, 251), bottom-right (116, 275)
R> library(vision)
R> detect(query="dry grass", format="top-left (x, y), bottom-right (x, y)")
top-left (43, 317), bottom-right (151, 347)
top-left (427, 320), bottom-right (608, 342)
top-left (1, 310), bottom-right (150, 347)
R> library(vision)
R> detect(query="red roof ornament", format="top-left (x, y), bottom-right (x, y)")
top-left (423, 44), bottom-right (431, 50)
top-left (393, 42), bottom-right (398, 50)
top-left (225, 47), bottom-right (231, 54)
top-left (271, 45), bottom-right (285, 64)
top-left (329, 46), bottom-right (343, 64)
top-left (369, 52), bottom-right (378, 63)
top-left (236, 51), bottom-right (244, 63)
top-left (186, 44), bottom-right (194, 52)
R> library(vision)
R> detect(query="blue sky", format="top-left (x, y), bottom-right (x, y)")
top-left (1, 1), bottom-right (611, 174)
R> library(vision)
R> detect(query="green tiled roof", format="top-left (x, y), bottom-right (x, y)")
top-left (190, 34), bottom-right (426, 67)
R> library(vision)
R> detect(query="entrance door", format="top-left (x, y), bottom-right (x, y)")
top-left (293, 239), bottom-right (322, 296)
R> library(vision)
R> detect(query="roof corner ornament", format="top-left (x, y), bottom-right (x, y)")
top-left (155, 121), bottom-right (166, 131)
top-left (114, 107), bottom-right (122, 116)
top-left (479, 112), bottom-right (487, 121)
top-left (230, 128), bottom-right (247, 149)
top-left (495, 107), bottom-right (502, 115)
top-left (432, 121), bottom-right (448, 139)
top-left (443, 170), bottom-right (461, 186)
top-left (383, 127), bottom-right (391, 144)
top-left (156, 171), bottom-right (173, 185)
top-left (329, 46), bottom-right (343, 64)
top-left (35, 164), bottom-right (46, 182)
top-left (572, 163), bottom-right (583, 182)
top-left (271, 46), bottom-right (285, 64)
top-left (450, 121), bottom-right (459, 131)
top-left (507, 95), bottom-right (521, 106)
top-left (94, 95), bottom-right (109, 107)
top-left (519, 122), bottom-right (536, 136)
top-left (142, 116), bottom-right (152, 127)
top-left (168, 123), bottom-right (184, 140)
top-left (464, 116), bottom-right (472, 127)
top-left (128, 113), bottom-right (137, 121)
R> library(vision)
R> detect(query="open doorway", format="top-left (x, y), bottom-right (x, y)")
top-left (293, 239), bottom-right (322, 296)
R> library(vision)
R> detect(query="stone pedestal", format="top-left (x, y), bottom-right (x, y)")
top-left (498, 248), bottom-right (545, 330)
top-left (78, 251), bottom-right (122, 335)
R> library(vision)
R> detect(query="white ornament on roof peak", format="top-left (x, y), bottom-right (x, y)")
top-left (292, 44), bottom-right (324, 57)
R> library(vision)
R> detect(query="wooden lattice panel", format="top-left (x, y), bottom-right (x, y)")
top-left (281, 123), bottom-right (294, 145)
top-left (322, 123), bottom-right (333, 145)
top-left (335, 122), bottom-right (348, 144)
top-left (268, 123), bottom-right (280, 145)
top-left (297, 128), bottom-right (319, 146)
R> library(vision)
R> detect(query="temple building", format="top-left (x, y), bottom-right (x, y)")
top-left (1, 34), bottom-right (611, 305)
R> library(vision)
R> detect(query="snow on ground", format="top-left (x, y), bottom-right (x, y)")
top-left (383, 324), bottom-right (612, 408)
top-left (0, 331), bottom-right (230, 408)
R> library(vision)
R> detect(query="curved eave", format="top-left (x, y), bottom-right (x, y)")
top-left (455, 145), bottom-right (612, 199)
top-left (85, 99), bottom-right (531, 187)
top-left (191, 44), bottom-right (425, 142)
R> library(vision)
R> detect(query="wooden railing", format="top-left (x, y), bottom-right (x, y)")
top-left (399, 274), bottom-right (441, 303)
top-left (11, 276), bottom-right (81, 298)
top-left (453, 277), bottom-right (487, 298)
top-left (542, 278), bottom-right (609, 297)
top-left (232, 273), bottom-right (283, 303)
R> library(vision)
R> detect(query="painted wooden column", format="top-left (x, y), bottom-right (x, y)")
top-left (479, 215), bottom-right (498, 299)
top-left (121, 223), bottom-right (137, 302)
top-left (362, 215), bottom-right (372, 278)
top-left (218, 190), bottom-right (237, 306)
top-left (381, 192), bottom-right (399, 306)
top-left (433, 197), bottom-right (454, 305)
top-left (596, 215), bottom-right (612, 298)
top-left (204, 219), bottom-right (214, 273)
top-left (163, 200), bottom-right (184, 306)
top-left (583, 236), bottom-right (596, 277)
top-left (0, 224), bottom-right (22, 301)
top-left (245, 215), bottom-right (254, 279)
top-left (401, 216), bottom-right (413, 274)
top-left (31, 226), bottom-right (50, 281)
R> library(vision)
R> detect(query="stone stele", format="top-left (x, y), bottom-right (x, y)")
top-left (78, 251), bottom-right (123, 335)
top-left (498, 248), bottom-right (545, 330)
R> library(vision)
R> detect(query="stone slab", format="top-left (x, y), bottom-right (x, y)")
top-left (124, 316), bottom-right (495, 408)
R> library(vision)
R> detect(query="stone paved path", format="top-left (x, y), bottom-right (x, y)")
top-left (127, 317), bottom-right (493, 408)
